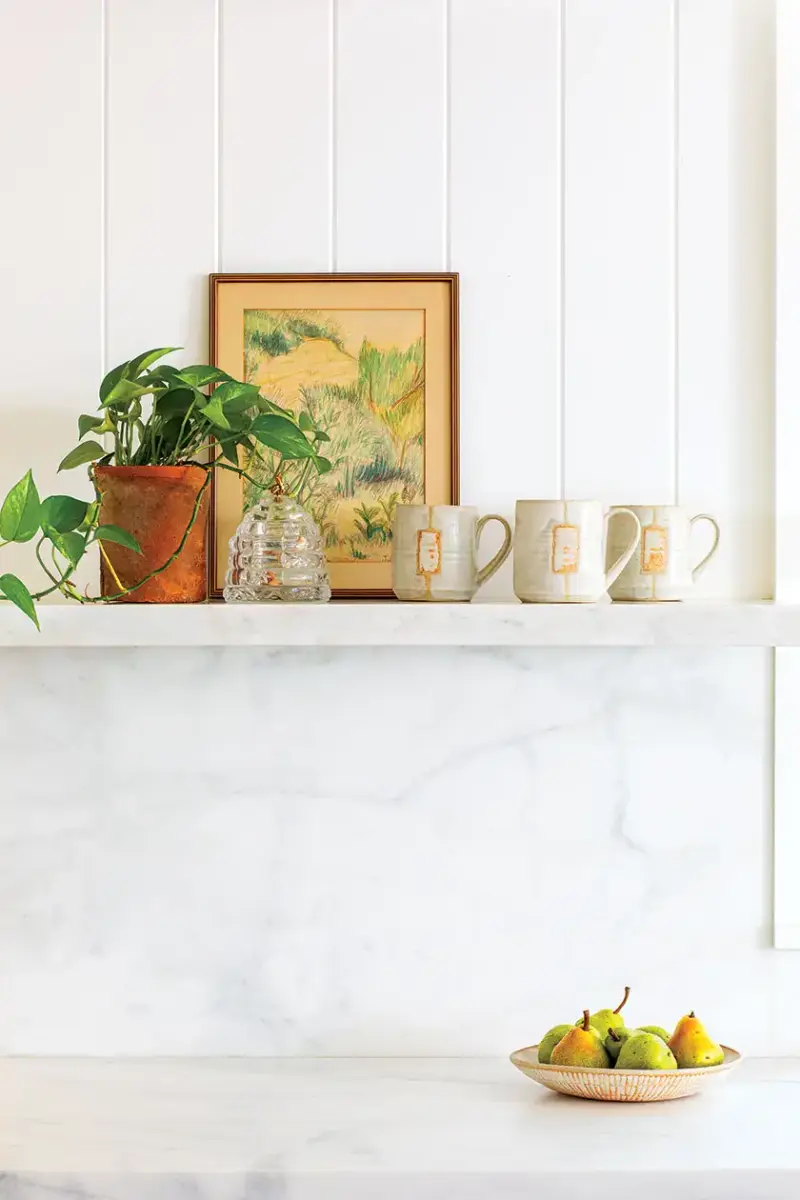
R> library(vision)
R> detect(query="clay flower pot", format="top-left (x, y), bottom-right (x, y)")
top-left (94, 465), bottom-right (210, 603)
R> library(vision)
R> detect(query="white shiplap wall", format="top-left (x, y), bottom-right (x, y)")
top-left (0, 0), bottom-right (775, 599)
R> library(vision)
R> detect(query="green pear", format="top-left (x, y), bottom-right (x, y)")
top-left (638, 1025), bottom-right (671, 1043)
top-left (538, 1024), bottom-right (574, 1064)
top-left (578, 986), bottom-right (631, 1034)
top-left (616, 1031), bottom-right (677, 1071)
top-left (552, 1010), bottom-right (611, 1068)
top-left (668, 1012), bottom-right (724, 1068)
top-left (604, 1026), bottom-right (635, 1061)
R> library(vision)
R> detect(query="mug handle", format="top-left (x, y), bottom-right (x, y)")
top-left (476, 514), bottom-right (513, 587)
top-left (604, 508), bottom-right (642, 590)
top-left (690, 514), bottom-right (720, 579)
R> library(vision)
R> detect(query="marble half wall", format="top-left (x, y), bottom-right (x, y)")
top-left (0, 646), bottom-right (783, 1055)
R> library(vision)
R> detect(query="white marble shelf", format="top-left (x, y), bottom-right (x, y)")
top-left (1, 1057), bottom-right (798, 1199)
top-left (0, 598), bottom-right (796, 648)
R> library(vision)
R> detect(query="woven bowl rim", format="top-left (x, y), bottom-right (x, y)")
top-left (510, 1043), bottom-right (741, 1078)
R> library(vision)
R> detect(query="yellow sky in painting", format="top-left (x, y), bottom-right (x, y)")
top-left (335, 309), bottom-right (423, 355)
top-left (262, 309), bottom-right (424, 357)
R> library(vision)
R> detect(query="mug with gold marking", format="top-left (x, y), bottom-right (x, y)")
top-left (607, 505), bottom-right (720, 601)
top-left (513, 499), bottom-right (641, 603)
top-left (392, 505), bottom-right (512, 602)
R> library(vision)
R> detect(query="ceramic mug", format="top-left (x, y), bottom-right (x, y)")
top-left (392, 504), bottom-right (512, 601)
top-left (513, 500), bottom-right (641, 603)
top-left (607, 505), bottom-right (720, 601)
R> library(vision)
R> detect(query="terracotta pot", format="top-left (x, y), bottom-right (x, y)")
top-left (94, 465), bottom-right (210, 603)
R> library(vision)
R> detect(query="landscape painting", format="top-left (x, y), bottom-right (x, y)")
top-left (210, 274), bottom-right (458, 597)
top-left (241, 308), bottom-right (425, 563)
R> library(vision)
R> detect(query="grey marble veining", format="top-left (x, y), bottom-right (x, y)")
top-left (0, 646), bottom-right (782, 1055)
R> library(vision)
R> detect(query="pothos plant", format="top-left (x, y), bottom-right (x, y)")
top-left (0, 473), bottom-right (137, 628)
top-left (0, 346), bottom-right (332, 626)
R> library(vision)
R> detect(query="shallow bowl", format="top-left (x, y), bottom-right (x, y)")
top-left (510, 1044), bottom-right (741, 1102)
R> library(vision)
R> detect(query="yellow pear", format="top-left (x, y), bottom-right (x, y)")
top-left (537, 1024), bottom-right (574, 1064)
top-left (552, 1010), bottom-right (612, 1068)
top-left (668, 1011), bottom-right (724, 1068)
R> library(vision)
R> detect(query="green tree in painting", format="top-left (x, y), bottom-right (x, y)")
top-left (358, 339), bottom-right (424, 473)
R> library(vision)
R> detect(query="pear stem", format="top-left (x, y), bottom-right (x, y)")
top-left (614, 986), bottom-right (631, 1015)
top-left (689, 1010), bottom-right (695, 1018)
top-left (608, 1027), bottom-right (621, 1042)
top-left (581, 1009), bottom-right (591, 1032)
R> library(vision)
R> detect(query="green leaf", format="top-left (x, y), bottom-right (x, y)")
top-left (315, 456), bottom-right (333, 474)
top-left (95, 524), bottom-right (142, 554)
top-left (218, 439), bottom-right (242, 467)
top-left (153, 416), bottom-right (185, 454)
top-left (50, 531), bottom-right (87, 566)
top-left (298, 411), bottom-right (315, 432)
top-left (256, 394), bottom-right (290, 416)
top-left (251, 414), bottom-right (316, 460)
top-left (0, 470), bottom-right (41, 543)
top-left (0, 574), bottom-right (39, 629)
top-left (127, 346), bottom-right (180, 379)
top-left (101, 377), bottom-right (153, 409)
top-left (40, 495), bottom-right (89, 534)
top-left (139, 363), bottom-right (182, 387)
top-left (223, 393), bottom-right (262, 416)
top-left (155, 387), bottom-right (195, 420)
top-left (78, 413), bottom-right (105, 439)
top-left (212, 380), bottom-right (261, 411)
top-left (313, 429), bottom-right (331, 442)
top-left (58, 441), bottom-right (106, 472)
top-left (175, 365), bottom-right (233, 389)
top-left (99, 359), bottom-right (131, 402)
top-left (199, 396), bottom-right (231, 430)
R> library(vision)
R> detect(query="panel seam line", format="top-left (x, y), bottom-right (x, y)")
top-left (330, 0), bottom-right (338, 271)
top-left (444, 0), bottom-right (451, 270)
top-left (558, 0), bottom-right (566, 500)
top-left (100, 0), bottom-right (108, 376)
top-left (214, 0), bottom-right (222, 273)
top-left (672, 0), bottom-right (680, 505)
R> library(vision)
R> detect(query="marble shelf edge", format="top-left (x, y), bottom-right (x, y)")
top-left (0, 599), bottom-right (790, 648)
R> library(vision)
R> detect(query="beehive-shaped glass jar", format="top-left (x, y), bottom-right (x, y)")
top-left (224, 494), bottom-right (331, 603)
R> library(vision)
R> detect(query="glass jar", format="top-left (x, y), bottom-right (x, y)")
top-left (224, 494), bottom-right (331, 603)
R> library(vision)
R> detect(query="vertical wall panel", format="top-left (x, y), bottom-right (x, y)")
top-left (451, 0), bottom-right (560, 521)
top-left (221, 0), bottom-right (332, 271)
top-left (564, 0), bottom-right (674, 504)
top-left (774, 0), bottom-right (800, 948)
top-left (106, 0), bottom-right (216, 365)
top-left (776, 0), bottom-right (800, 604)
top-left (336, 0), bottom-right (445, 269)
top-left (0, 0), bottom-right (101, 593)
top-left (679, 0), bottom-right (775, 598)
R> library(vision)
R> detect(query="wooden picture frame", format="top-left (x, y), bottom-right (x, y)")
top-left (209, 273), bottom-right (459, 598)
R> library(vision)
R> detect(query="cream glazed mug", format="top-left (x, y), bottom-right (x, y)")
top-left (607, 505), bottom-right (720, 601)
top-left (513, 500), bottom-right (641, 603)
top-left (392, 504), bottom-right (512, 601)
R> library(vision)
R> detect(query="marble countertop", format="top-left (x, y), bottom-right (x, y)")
top-left (1, 1057), bottom-right (799, 1198)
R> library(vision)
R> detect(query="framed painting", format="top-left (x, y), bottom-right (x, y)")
top-left (209, 273), bottom-right (459, 598)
